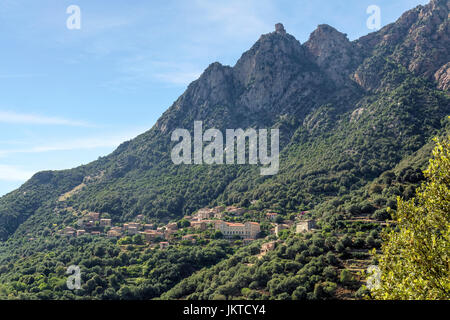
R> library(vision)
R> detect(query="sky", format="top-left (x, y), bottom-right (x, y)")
top-left (0, 0), bottom-right (429, 196)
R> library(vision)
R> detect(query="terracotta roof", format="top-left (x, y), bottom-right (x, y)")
top-left (226, 222), bottom-right (245, 227)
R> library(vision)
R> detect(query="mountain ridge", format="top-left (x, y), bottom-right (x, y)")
top-left (0, 0), bottom-right (449, 301)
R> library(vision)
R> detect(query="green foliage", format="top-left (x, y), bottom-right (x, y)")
top-left (0, 237), bottom-right (232, 300)
top-left (372, 136), bottom-right (450, 300)
top-left (0, 11), bottom-right (448, 301)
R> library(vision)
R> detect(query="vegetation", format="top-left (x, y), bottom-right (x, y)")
top-left (371, 135), bottom-right (450, 299)
top-left (0, 2), bottom-right (448, 300)
top-left (0, 237), bottom-right (232, 299)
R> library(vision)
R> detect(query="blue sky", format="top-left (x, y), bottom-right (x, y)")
top-left (0, 0), bottom-right (429, 196)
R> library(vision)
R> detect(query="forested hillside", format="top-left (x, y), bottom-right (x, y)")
top-left (0, 0), bottom-right (448, 300)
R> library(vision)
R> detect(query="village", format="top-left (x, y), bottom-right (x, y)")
top-left (58, 205), bottom-right (316, 251)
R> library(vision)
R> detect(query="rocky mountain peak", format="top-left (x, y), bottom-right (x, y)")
top-left (355, 0), bottom-right (449, 87)
top-left (233, 24), bottom-right (307, 86)
top-left (275, 23), bottom-right (286, 35)
top-left (304, 24), bottom-right (361, 85)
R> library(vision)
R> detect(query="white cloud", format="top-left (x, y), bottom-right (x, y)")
top-left (0, 110), bottom-right (91, 127)
top-left (0, 164), bottom-right (34, 182)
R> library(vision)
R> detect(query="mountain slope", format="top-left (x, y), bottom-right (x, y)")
top-left (0, 0), bottom-right (448, 300)
top-left (0, 0), bottom-right (449, 242)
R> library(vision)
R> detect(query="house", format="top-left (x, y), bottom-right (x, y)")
top-left (260, 241), bottom-right (276, 254)
top-left (88, 212), bottom-right (100, 221)
top-left (107, 230), bottom-right (121, 238)
top-left (127, 222), bottom-right (140, 229)
top-left (226, 206), bottom-right (246, 216)
top-left (141, 230), bottom-right (164, 242)
top-left (77, 218), bottom-right (94, 228)
top-left (64, 227), bottom-right (76, 237)
top-left (65, 226), bottom-right (75, 233)
top-left (166, 222), bottom-right (178, 230)
top-left (296, 220), bottom-right (316, 233)
top-left (136, 214), bottom-right (145, 221)
top-left (100, 219), bottom-right (112, 227)
top-left (159, 242), bottom-right (169, 249)
top-left (91, 231), bottom-right (101, 236)
top-left (190, 221), bottom-right (207, 231)
top-left (108, 227), bottom-right (122, 237)
top-left (211, 206), bottom-right (225, 214)
top-left (76, 230), bottom-right (86, 236)
top-left (195, 208), bottom-right (213, 221)
top-left (128, 226), bottom-right (138, 235)
top-left (216, 221), bottom-right (260, 239)
top-left (214, 212), bottom-right (224, 219)
top-left (144, 224), bottom-right (154, 230)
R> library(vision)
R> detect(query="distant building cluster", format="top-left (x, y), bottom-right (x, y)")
top-left (57, 205), bottom-right (317, 251)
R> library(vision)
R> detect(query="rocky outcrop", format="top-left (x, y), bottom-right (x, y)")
top-left (304, 24), bottom-right (363, 86)
top-left (157, 2), bottom-right (449, 135)
top-left (356, 0), bottom-right (449, 87)
top-left (435, 62), bottom-right (450, 91)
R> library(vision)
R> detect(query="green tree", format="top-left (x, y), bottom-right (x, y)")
top-left (372, 136), bottom-right (450, 299)
top-left (132, 234), bottom-right (144, 245)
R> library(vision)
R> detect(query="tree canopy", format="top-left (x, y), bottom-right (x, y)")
top-left (372, 135), bottom-right (449, 299)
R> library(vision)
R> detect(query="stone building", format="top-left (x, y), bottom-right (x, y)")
top-left (216, 221), bottom-right (260, 239)
top-left (260, 241), bottom-right (276, 254)
top-left (141, 230), bottom-right (163, 242)
top-left (128, 226), bottom-right (138, 235)
top-left (88, 212), bottom-right (100, 221)
top-left (100, 219), bottom-right (112, 227)
top-left (191, 221), bottom-right (207, 231)
top-left (166, 222), bottom-right (178, 230)
top-left (107, 230), bottom-right (121, 238)
top-left (296, 220), bottom-right (316, 233)
top-left (225, 206), bottom-right (246, 216)
top-left (195, 208), bottom-right (213, 221)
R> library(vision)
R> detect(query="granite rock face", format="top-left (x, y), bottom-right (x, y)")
top-left (356, 0), bottom-right (449, 86)
top-left (304, 24), bottom-right (363, 86)
top-left (157, 1), bottom-right (448, 135)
